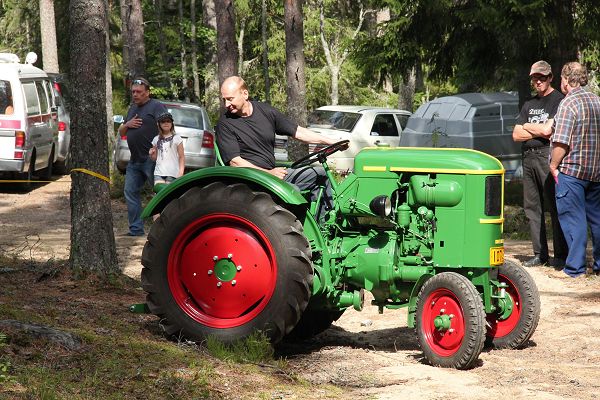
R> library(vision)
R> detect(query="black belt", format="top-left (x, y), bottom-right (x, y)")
top-left (523, 147), bottom-right (549, 154)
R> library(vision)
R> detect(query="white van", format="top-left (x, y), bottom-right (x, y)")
top-left (0, 52), bottom-right (58, 182)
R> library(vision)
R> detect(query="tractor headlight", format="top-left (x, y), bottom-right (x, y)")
top-left (369, 195), bottom-right (392, 217)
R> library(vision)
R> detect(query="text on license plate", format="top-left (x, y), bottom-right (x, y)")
top-left (490, 247), bottom-right (504, 266)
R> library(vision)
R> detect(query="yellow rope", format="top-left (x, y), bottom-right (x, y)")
top-left (70, 168), bottom-right (111, 183)
top-left (0, 168), bottom-right (111, 184)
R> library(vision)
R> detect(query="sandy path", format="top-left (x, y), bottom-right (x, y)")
top-left (2, 177), bottom-right (599, 399)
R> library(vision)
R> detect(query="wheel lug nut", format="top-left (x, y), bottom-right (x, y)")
top-left (231, 280), bottom-right (237, 286)
top-left (448, 328), bottom-right (455, 333)
top-left (207, 270), bottom-right (213, 275)
top-left (213, 256), bottom-right (218, 261)
top-left (216, 282), bottom-right (222, 287)
top-left (237, 265), bottom-right (242, 271)
top-left (449, 314), bottom-right (454, 319)
top-left (228, 253), bottom-right (233, 259)
top-left (439, 308), bottom-right (445, 314)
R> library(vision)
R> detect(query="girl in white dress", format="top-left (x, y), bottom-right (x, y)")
top-left (149, 112), bottom-right (185, 184)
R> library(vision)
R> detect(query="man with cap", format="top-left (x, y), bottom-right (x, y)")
top-left (513, 60), bottom-right (568, 267)
top-left (118, 77), bottom-right (167, 236)
top-left (550, 61), bottom-right (600, 277)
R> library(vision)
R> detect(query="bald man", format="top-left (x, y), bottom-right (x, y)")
top-left (215, 76), bottom-right (339, 221)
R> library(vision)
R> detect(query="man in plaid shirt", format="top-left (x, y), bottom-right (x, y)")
top-left (550, 61), bottom-right (600, 278)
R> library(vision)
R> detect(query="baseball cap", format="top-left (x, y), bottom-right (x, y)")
top-left (529, 61), bottom-right (552, 76)
top-left (157, 112), bottom-right (174, 122)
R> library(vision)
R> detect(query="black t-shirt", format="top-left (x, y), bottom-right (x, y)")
top-left (516, 89), bottom-right (564, 150)
top-left (125, 98), bottom-right (167, 162)
top-left (216, 101), bottom-right (298, 169)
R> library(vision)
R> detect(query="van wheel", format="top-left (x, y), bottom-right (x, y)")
top-left (18, 155), bottom-right (35, 191)
top-left (54, 152), bottom-right (70, 175)
top-left (40, 149), bottom-right (54, 180)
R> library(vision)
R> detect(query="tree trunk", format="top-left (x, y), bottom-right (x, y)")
top-left (120, 0), bottom-right (146, 82)
top-left (397, 66), bottom-right (416, 112)
top-left (202, 0), bottom-right (219, 115)
top-left (215, 0), bottom-right (237, 88)
top-left (190, 0), bottom-right (201, 102)
top-left (261, 0), bottom-right (270, 103)
top-left (284, 0), bottom-right (308, 161)
top-left (154, 0), bottom-right (174, 96)
top-left (106, 5), bottom-right (115, 167)
top-left (119, 0), bottom-right (130, 85)
top-left (39, 0), bottom-right (60, 73)
top-left (69, 0), bottom-right (119, 277)
top-left (318, 0), bottom-right (368, 106)
top-left (179, 0), bottom-right (190, 102)
top-left (547, 0), bottom-right (577, 79)
top-left (237, 19), bottom-right (245, 75)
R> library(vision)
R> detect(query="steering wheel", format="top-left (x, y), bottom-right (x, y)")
top-left (290, 140), bottom-right (350, 169)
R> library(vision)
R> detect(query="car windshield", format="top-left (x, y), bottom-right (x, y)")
top-left (168, 107), bottom-right (203, 129)
top-left (307, 110), bottom-right (361, 132)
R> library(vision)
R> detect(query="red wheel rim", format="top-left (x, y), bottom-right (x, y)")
top-left (421, 288), bottom-right (466, 357)
top-left (167, 213), bottom-right (277, 328)
top-left (487, 273), bottom-right (521, 338)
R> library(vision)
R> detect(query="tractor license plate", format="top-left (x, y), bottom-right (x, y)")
top-left (490, 247), bottom-right (504, 266)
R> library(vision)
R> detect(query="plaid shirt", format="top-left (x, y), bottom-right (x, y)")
top-left (552, 86), bottom-right (600, 182)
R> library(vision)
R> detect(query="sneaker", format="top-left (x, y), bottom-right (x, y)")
top-left (551, 258), bottom-right (566, 269)
top-left (523, 256), bottom-right (548, 267)
top-left (126, 231), bottom-right (145, 237)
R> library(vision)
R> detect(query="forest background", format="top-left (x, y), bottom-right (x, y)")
top-left (2, 0), bottom-right (600, 122)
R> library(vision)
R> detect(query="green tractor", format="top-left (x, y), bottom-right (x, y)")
top-left (139, 141), bottom-right (540, 369)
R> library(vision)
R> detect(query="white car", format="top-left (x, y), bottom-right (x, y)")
top-left (306, 105), bottom-right (411, 172)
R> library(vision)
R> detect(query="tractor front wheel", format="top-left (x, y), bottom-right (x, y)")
top-left (141, 182), bottom-right (313, 344)
top-left (486, 260), bottom-right (540, 349)
top-left (416, 272), bottom-right (486, 369)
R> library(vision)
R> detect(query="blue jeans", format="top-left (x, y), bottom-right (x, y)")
top-left (124, 159), bottom-right (155, 235)
top-left (555, 172), bottom-right (600, 276)
top-left (285, 166), bottom-right (332, 222)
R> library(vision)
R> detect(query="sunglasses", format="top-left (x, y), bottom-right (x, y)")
top-left (132, 79), bottom-right (149, 88)
top-left (531, 75), bottom-right (550, 82)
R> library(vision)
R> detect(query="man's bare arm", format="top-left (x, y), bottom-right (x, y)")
top-left (512, 119), bottom-right (554, 142)
top-left (549, 142), bottom-right (569, 180)
top-left (294, 126), bottom-right (337, 145)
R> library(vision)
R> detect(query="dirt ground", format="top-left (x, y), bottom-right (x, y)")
top-left (1, 176), bottom-right (600, 400)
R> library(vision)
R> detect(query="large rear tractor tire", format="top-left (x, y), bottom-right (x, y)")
top-left (485, 260), bottom-right (540, 349)
top-left (416, 272), bottom-right (486, 369)
top-left (141, 182), bottom-right (313, 344)
top-left (287, 308), bottom-right (345, 340)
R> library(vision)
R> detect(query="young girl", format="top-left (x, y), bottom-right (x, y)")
top-left (149, 112), bottom-right (185, 184)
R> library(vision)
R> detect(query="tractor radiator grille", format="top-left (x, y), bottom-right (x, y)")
top-left (485, 175), bottom-right (502, 216)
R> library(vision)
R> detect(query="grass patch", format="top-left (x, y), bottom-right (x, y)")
top-left (205, 332), bottom-right (276, 365)
top-left (0, 260), bottom-right (339, 399)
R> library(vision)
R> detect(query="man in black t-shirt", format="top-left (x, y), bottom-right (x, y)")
top-left (513, 60), bottom-right (567, 267)
top-left (216, 76), bottom-right (340, 220)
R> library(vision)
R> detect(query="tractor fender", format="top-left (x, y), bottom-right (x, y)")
top-left (141, 166), bottom-right (308, 219)
top-left (406, 272), bottom-right (434, 328)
